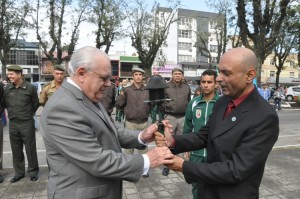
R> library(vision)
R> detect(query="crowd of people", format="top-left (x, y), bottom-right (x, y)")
top-left (0, 46), bottom-right (280, 199)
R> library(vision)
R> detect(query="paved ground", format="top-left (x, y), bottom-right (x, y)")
top-left (0, 148), bottom-right (299, 199)
top-left (0, 107), bottom-right (299, 198)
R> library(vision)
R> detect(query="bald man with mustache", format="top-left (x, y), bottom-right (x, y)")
top-left (155, 47), bottom-right (279, 199)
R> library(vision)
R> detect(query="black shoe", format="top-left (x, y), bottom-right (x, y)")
top-left (142, 173), bottom-right (149, 177)
top-left (162, 167), bottom-right (169, 176)
top-left (11, 175), bottom-right (25, 183)
top-left (0, 175), bottom-right (3, 183)
top-left (30, 175), bottom-right (38, 181)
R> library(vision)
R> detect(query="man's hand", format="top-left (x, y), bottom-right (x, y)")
top-left (165, 155), bottom-right (184, 172)
top-left (184, 152), bottom-right (190, 160)
top-left (154, 121), bottom-right (174, 147)
top-left (140, 123), bottom-right (158, 143)
top-left (146, 147), bottom-right (174, 168)
top-left (140, 120), bottom-right (172, 143)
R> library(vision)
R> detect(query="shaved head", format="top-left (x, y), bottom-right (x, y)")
top-left (216, 47), bottom-right (257, 99)
top-left (222, 48), bottom-right (257, 72)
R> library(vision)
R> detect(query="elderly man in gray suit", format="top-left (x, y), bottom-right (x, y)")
top-left (40, 46), bottom-right (174, 199)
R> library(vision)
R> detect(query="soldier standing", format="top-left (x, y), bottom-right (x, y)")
top-left (162, 67), bottom-right (191, 176)
top-left (39, 65), bottom-right (65, 106)
top-left (3, 65), bottom-right (39, 183)
top-left (116, 68), bottom-right (150, 176)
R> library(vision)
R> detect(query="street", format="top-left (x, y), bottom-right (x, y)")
top-left (2, 109), bottom-right (300, 168)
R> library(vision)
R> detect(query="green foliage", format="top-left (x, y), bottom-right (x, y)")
top-left (0, 0), bottom-right (32, 79)
top-left (88, 0), bottom-right (125, 53)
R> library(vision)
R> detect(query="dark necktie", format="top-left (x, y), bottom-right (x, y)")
top-left (224, 100), bottom-right (235, 117)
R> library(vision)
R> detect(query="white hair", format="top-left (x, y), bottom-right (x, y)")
top-left (67, 46), bottom-right (109, 76)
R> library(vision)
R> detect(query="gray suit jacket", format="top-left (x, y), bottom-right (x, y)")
top-left (40, 81), bottom-right (146, 199)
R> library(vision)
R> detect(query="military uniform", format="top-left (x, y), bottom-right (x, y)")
top-left (39, 65), bottom-right (65, 106)
top-left (115, 68), bottom-right (150, 156)
top-left (39, 80), bottom-right (60, 106)
top-left (4, 65), bottom-right (39, 180)
top-left (99, 82), bottom-right (115, 116)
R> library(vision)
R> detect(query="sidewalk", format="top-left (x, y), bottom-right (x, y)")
top-left (0, 148), bottom-right (299, 199)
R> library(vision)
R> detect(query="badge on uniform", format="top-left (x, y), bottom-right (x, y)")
top-left (195, 107), bottom-right (202, 118)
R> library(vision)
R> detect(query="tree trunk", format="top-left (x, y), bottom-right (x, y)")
top-left (255, 55), bottom-right (262, 86)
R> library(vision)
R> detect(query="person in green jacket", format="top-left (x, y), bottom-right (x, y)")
top-left (183, 69), bottom-right (219, 199)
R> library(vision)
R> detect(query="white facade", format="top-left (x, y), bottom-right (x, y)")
top-left (158, 8), bottom-right (219, 66)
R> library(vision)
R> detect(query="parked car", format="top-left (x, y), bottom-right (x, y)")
top-left (32, 81), bottom-right (47, 97)
top-left (285, 85), bottom-right (300, 101)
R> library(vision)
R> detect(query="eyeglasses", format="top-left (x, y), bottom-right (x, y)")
top-left (90, 70), bottom-right (111, 82)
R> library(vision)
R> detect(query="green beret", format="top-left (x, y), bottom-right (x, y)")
top-left (54, 65), bottom-right (65, 71)
top-left (7, 65), bottom-right (23, 71)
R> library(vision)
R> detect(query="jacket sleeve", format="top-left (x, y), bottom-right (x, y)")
top-left (42, 100), bottom-right (144, 183)
top-left (181, 112), bottom-right (279, 185)
top-left (115, 89), bottom-right (126, 109)
top-left (31, 84), bottom-right (39, 113)
top-left (183, 100), bottom-right (193, 134)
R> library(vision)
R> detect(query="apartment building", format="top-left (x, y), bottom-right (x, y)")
top-left (156, 7), bottom-right (220, 78)
top-left (262, 53), bottom-right (300, 86)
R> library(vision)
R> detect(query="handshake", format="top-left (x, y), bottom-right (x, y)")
top-left (141, 120), bottom-right (184, 172)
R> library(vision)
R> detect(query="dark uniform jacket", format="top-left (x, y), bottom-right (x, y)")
top-left (116, 84), bottom-right (149, 124)
top-left (172, 89), bottom-right (279, 199)
top-left (99, 83), bottom-right (116, 115)
top-left (164, 81), bottom-right (191, 117)
top-left (4, 81), bottom-right (39, 121)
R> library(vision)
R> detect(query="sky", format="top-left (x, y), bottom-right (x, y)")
top-left (26, 0), bottom-right (212, 55)
top-left (75, 0), bottom-right (212, 55)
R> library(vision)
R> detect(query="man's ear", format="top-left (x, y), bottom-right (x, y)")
top-left (246, 68), bottom-right (256, 83)
top-left (76, 67), bottom-right (87, 82)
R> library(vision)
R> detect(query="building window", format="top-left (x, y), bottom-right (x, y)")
top-left (160, 12), bottom-right (164, 19)
top-left (210, 21), bottom-right (217, 29)
top-left (7, 50), bottom-right (39, 65)
top-left (178, 30), bottom-right (192, 38)
top-left (261, 70), bottom-right (264, 76)
top-left (289, 61), bottom-right (295, 67)
top-left (270, 71), bottom-right (275, 77)
top-left (289, 72), bottom-right (295, 78)
top-left (210, 45), bottom-right (218, 53)
top-left (211, 57), bottom-right (217, 63)
top-left (270, 59), bottom-right (275, 65)
top-left (178, 42), bottom-right (192, 51)
top-left (178, 55), bottom-right (193, 62)
top-left (178, 17), bottom-right (192, 26)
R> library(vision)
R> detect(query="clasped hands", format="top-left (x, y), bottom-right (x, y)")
top-left (141, 120), bottom-right (184, 172)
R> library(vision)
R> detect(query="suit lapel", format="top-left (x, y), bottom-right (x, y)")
top-left (210, 91), bottom-right (256, 140)
top-left (62, 81), bottom-right (117, 136)
top-left (211, 108), bottom-right (245, 140)
top-left (97, 102), bottom-right (118, 136)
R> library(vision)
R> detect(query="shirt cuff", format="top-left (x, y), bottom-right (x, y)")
top-left (138, 132), bottom-right (147, 145)
top-left (142, 154), bottom-right (150, 175)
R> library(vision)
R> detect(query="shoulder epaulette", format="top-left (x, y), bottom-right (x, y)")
top-left (43, 82), bottom-right (51, 88)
